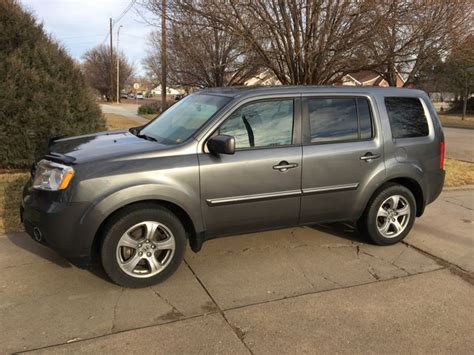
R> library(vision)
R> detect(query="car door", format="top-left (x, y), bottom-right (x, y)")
top-left (198, 97), bottom-right (302, 237)
top-left (300, 95), bottom-right (385, 223)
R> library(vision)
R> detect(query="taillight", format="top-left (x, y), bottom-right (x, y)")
top-left (440, 140), bottom-right (445, 170)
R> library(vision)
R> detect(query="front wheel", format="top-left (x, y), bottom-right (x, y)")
top-left (100, 205), bottom-right (187, 288)
top-left (359, 184), bottom-right (416, 245)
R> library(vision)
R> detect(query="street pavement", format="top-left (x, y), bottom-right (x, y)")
top-left (444, 127), bottom-right (474, 162)
top-left (100, 103), bottom-right (148, 125)
top-left (0, 189), bottom-right (473, 353)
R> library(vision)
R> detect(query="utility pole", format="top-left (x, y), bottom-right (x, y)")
top-left (109, 18), bottom-right (114, 102)
top-left (116, 25), bottom-right (123, 104)
top-left (161, 0), bottom-right (167, 112)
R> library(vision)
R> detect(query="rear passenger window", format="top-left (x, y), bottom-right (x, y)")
top-left (385, 97), bottom-right (429, 138)
top-left (308, 97), bottom-right (373, 143)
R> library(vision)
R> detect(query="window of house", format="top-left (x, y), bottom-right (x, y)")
top-left (308, 97), bottom-right (373, 143)
top-left (219, 99), bottom-right (294, 149)
top-left (385, 97), bottom-right (429, 138)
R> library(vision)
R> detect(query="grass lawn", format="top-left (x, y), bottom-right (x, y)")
top-left (139, 114), bottom-right (158, 121)
top-left (438, 113), bottom-right (474, 129)
top-left (104, 113), bottom-right (142, 130)
top-left (444, 159), bottom-right (474, 187)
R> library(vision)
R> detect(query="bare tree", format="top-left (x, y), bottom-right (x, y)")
top-left (143, 0), bottom-right (260, 88)
top-left (82, 44), bottom-right (134, 101)
top-left (364, 0), bottom-right (472, 86)
top-left (156, 0), bottom-right (385, 85)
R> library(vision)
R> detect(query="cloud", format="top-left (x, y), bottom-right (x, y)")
top-left (20, 0), bottom-right (157, 75)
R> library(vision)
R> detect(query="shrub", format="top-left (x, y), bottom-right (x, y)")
top-left (138, 102), bottom-right (161, 115)
top-left (0, 0), bottom-right (105, 169)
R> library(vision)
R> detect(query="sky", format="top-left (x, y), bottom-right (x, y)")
top-left (20, 0), bottom-right (157, 75)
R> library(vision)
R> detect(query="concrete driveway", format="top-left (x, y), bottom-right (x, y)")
top-left (444, 127), bottom-right (474, 162)
top-left (1, 189), bottom-right (473, 353)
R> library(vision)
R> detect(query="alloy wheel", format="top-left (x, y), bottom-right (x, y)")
top-left (376, 194), bottom-right (411, 238)
top-left (116, 221), bottom-right (176, 278)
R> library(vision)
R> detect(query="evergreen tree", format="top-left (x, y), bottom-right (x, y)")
top-left (0, 0), bottom-right (105, 168)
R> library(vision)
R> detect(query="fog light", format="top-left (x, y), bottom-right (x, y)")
top-left (33, 227), bottom-right (43, 242)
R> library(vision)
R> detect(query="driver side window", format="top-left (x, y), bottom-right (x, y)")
top-left (219, 99), bottom-right (294, 149)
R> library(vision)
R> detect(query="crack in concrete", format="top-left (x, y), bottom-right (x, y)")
top-left (366, 266), bottom-right (381, 280)
top-left (110, 288), bottom-right (124, 333)
top-left (443, 197), bottom-right (474, 211)
top-left (20, 269), bottom-right (448, 354)
top-left (402, 242), bottom-right (474, 285)
top-left (152, 288), bottom-right (184, 320)
top-left (360, 249), bottom-right (410, 275)
top-left (183, 259), bottom-right (254, 354)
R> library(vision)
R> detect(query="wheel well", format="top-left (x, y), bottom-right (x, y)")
top-left (385, 178), bottom-right (425, 217)
top-left (92, 200), bottom-right (198, 256)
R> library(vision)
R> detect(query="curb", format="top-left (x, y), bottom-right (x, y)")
top-left (441, 124), bottom-right (474, 130)
top-left (443, 185), bottom-right (474, 191)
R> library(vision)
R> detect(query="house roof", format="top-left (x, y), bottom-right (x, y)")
top-left (348, 70), bottom-right (381, 84)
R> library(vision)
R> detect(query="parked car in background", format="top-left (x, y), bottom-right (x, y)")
top-left (21, 86), bottom-right (445, 288)
top-left (136, 92), bottom-right (144, 99)
top-left (175, 93), bottom-right (185, 101)
top-left (120, 92), bottom-right (128, 99)
top-left (127, 93), bottom-right (135, 99)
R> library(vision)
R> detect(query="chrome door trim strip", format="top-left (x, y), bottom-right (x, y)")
top-left (303, 183), bottom-right (359, 195)
top-left (206, 189), bottom-right (302, 206)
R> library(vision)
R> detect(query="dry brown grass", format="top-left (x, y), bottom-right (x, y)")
top-left (104, 113), bottom-right (141, 130)
top-left (0, 172), bottom-right (30, 234)
top-left (140, 114), bottom-right (158, 121)
top-left (444, 158), bottom-right (474, 187)
top-left (439, 113), bottom-right (474, 129)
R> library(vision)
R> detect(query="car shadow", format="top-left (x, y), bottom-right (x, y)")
top-left (307, 221), bottom-right (369, 244)
top-left (6, 232), bottom-right (72, 268)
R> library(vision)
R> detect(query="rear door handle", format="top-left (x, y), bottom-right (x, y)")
top-left (273, 161), bottom-right (298, 172)
top-left (360, 152), bottom-right (381, 161)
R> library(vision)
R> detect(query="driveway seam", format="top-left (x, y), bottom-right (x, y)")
top-left (183, 259), bottom-right (254, 355)
top-left (402, 241), bottom-right (474, 285)
top-left (17, 267), bottom-right (448, 354)
top-left (220, 267), bottom-right (446, 314)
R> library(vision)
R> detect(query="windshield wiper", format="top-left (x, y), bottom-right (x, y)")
top-left (136, 133), bottom-right (158, 142)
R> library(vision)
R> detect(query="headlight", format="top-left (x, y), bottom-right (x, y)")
top-left (32, 160), bottom-right (75, 191)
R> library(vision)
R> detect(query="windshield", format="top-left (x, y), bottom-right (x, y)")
top-left (139, 94), bottom-right (231, 145)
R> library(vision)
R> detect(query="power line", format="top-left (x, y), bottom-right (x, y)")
top-left (101, 0), bottom-right (137, 45)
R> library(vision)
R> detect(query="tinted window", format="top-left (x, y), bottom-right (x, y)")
top-left (358, 98), bottom-right (373, 140)
top-left (385, 97), bottom-right (429, 138)
top-left (219, 100), bottom-right (294, 148)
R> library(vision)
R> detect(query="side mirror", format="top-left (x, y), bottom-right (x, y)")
top-left (207, 135), bottom-right (235, 155)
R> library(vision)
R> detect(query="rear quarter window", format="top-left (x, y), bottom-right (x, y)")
top-left (385, 97), bottom-right (429, 138)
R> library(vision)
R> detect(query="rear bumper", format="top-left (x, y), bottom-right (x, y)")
top-left (21, 185), bottom-right (93, 267)
top-left (425, 169), bottom-right (445, 206)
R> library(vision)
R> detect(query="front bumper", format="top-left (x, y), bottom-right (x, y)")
top-left (21, 182), bottom-right (93, 267)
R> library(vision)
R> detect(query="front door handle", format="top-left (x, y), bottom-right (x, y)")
top-left (360, 152), bottom-right (381, 161)
top-left (273, 161), bottom-right (298, 172)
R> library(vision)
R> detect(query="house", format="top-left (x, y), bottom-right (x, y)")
top-left (341, 70), bottom-right (405, 87)
top-left (244, 70), bottom-right (282, 86)
top-left (151, 85), bottom-right (184, 96)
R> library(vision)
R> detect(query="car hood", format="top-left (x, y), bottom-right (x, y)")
top-left (48, 130), bottom-right (170, 163)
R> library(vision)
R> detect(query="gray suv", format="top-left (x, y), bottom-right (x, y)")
top-left (21, 86), bottom-right (445, 287)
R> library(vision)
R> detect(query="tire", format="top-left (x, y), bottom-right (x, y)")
top-left (359, 183), bottom-right (416, 245)
top-left (100, 204), bottom-right (187, 288)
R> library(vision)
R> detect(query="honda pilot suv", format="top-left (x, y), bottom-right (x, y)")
top-left (21, 86), bottom-right (445, 288)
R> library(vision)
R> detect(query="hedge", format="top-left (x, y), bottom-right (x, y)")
top-left (0, 0), bottom-right (105, 169)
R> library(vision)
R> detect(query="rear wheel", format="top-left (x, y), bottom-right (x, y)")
top-left (100, 205), bottom-right (186, 288)
top-left (359, 184), bottom-right (416, 245)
